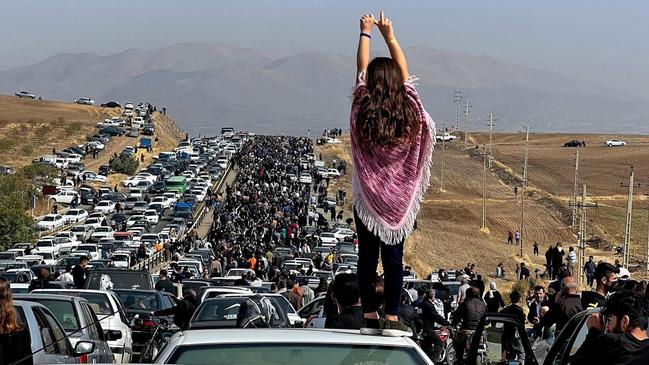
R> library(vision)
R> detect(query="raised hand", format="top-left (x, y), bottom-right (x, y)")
top-left (375, 10), bottom-right (394, 39)
top-left (359, 14), bottom-right (376, 33)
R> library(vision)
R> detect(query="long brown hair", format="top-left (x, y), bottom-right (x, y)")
top-left (354, 57), bottom-right (420, 148)
top-left (0, 277), bottom-right (22, 334)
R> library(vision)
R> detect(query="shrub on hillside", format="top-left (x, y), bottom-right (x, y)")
top-left (111, 155), bottom-right (139, 175)
top-left (509, 277), bottom-right (538, 304)
top-left (0, 175), bottom-right (35, 249)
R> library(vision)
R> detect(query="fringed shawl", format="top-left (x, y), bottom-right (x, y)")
top-left (351, 74), bottom-right (435, 245)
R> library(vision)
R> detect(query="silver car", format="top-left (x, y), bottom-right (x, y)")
top-left (13, 300), bottom-right (96, 364)
top-left (14, 294), bottom-right (113, 363)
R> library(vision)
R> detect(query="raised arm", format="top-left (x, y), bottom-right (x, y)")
top-left (357, 14), bottom-right (375, 79)
top-left (376, 10), bottom-right (409, 82)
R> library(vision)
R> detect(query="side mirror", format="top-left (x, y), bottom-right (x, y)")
top-left (103, 329), bottom-right (122, 341)
top-left (74, 341), bottom-right (95, 356)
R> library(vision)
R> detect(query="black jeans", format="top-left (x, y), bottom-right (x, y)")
top-left (354, 210), bottom-right (404, 316)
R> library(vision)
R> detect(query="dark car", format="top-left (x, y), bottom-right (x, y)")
top-left (85, 268), bottom-right (153, 290)
top-left (100, 101), bottom-right (121, 108)
top-left (189, 296), bottom-right (289, 330)
top-left (149, 181), bottom-right (166, 194)
top-left (111, 289), bottom-right (177, 358)
top-left (79, 189), bottom-right (95, 205)
top-left (99, 126), bottom-right (126, 136)
top-left (563, 139), bottom-right (584, 147)
top-left (98, 165), bottom-right (110, 176)
top-left (142, 126), bottom-right (155, 136)
top-left (103, 192), bottom-right (127, 203)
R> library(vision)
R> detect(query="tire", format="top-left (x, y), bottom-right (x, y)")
top-left (608, 144), bottom-right (612, 147)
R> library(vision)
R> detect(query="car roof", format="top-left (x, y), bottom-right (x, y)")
top-left (14, 293), bottom-right (83, 303)
top-left (169, 328), bottom-right (417, 346)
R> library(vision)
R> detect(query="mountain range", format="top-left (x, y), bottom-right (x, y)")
top-left (1, 42), bottom-right (647, 134)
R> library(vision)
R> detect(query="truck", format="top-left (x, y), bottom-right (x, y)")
top-left (173, 202), bottom-right (194, 221)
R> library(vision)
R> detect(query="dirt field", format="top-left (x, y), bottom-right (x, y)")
top-left (316, 131), bottom-right (647, 287)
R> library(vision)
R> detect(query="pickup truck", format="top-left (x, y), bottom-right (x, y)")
top-left (436, 133), bottom-right (457, 142)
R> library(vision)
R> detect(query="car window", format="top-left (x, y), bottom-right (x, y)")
top-left (81, 303), bottom-right (102, 340)
top-left (168, 343), bottom-right (428, 365)
top-left (43, 309), bottom-right (71, 356)
top-left (34, 299), bottom-right (80, 332)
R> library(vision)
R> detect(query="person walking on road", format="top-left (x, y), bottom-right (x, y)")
top-left (352, 11), bottom-right (435, 336)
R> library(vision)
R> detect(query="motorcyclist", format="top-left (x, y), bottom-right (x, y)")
top-left (419, 288), bottom-right (450, 362)
top-left (451, 286), bottom-right (487, 363)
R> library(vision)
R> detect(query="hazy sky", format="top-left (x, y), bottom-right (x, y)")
top-left (2, 0), bottom-right (648, 97)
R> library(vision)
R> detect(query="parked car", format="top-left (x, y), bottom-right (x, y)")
top-left (63, 208), bottom-right (88, 224)
top-left (100, 101), bottom-right (121, 108)
top-left (14, 294), bottom-right (113, 363)
top-left (71, 225), bottom-right (94, 243)
top-left (49, 190), bottom-right (80, 204)
top-left (33, 289), bottom-right (134, 363)
top-left (94, 200), bottom-right (116, 214)
top-left (299, 173), bottom-right (312, 184)
top-left (37, 214), bottom-right (65, 231)
top-left (605, 139), bottom-right (626, 147)
top-left (15, 90), bottom-right (36, 99)
top-left (81, 171), bottom-right (107, 182)
top-left (74, 97), bottom-right (95, 105)
top-left (563, 139), bottom-right (584, 147)
top-left (153, 328), bottom-right (433, 364)
top-left (13, 300), bottom-right (97, 364)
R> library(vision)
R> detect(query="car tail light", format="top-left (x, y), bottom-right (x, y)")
top-left (140, 319), bottom-right (157, 328)
top-left (79, 355), bottom-right (88, 364)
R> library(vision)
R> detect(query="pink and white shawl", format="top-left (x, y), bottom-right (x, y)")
top-left (351, 75), bottom-right (435, 246)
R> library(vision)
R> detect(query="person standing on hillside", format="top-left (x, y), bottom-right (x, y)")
top-left (352, 11), bottom-right (435, 336)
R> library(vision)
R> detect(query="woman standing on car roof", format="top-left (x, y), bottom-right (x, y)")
top-left (351, 11), bottom-right (434, 336)
top-left (0, 277), bottom-right (33, 365)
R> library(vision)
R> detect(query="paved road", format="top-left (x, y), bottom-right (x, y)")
top-left (196, 167), bottom-right (237, 239)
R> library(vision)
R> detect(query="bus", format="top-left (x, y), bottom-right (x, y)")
top-left (166, 176), bottom-right (187, 195)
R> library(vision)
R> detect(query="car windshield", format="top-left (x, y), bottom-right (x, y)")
top-left (194, 298), bottom-right (245, 322)
top-left (167, 343), bottom-right (427, 365)
top-left (112, 290), bottom-right (160, 310)
top-left (36, 241), bottom-right (52, 247)
top-left (43, 216), bottom-right (55, 222)
top-left (34, 299), bottom-right (80, 332)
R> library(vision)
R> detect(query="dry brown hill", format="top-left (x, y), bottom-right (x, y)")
top-left (316, 132), bottom-right (647, 287)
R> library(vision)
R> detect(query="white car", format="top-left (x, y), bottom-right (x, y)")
top-left (136, 172), bottom-right (158, 182)
top-left (83, 217), bottom-right (104, 230)
top-left (216, 158), bottom-right (228, 169)
top-left (436, 133), bottom-right (458, 142)
top-left (143, 209), bottom-right (159, 225)
top-left (154, 329), bottom-right (433, 364)
top-left (90, 226), bottom-right (114, 243)
top-left (36, 214), bottom-right (65, 230)
top-left (123, 175), bottom-right (152, 187)
top-left (62, 209), bottom-right (88, 224)
top-left (111, 251), bottom-right (131, 268)
top-left (35, 239), bottom-right (60, 257)
top-left (55, 232), bottom-right (80, 254)
top-left (74, 97), bottom-right (95, 105)
top-left (86, 140), bottom-right (106, 150)
top-left (325, 137), bottom-right (342, 144)
top-left (63, 154), bottom-right (82, 164)
top-left (163, 193), bottom-right (178, 205)
top-left (299, 173), bottom-right (313, 184)
top-left (126, 215), bottom-right (145, 228)
top-left (81, 171), bottom-right (107, 182)
top-left (605, 139), bottom-right (626, 147)
top-left (150, 196), bottom-right (173, 209)
top-left (319, 232), bottom-right (339, 246)
top-left (191, 188), bottom-right (206, 202)
top-left (49, 190), bottom-right (79, 205)
top-left (94, 200), bottom-right (116, 214)
top-left (15, 90), bottom-right (36, 99)
top-left (70, 225), bottom-right (94, 243)
top-left (331, 228), bottom-right (355, 241)
top-left (327, 168), bottom-right (341, 178)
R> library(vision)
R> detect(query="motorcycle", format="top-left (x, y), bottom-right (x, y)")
top-left (139, 319), bottom-right (177, 363)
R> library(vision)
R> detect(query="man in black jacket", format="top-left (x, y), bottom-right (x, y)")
top-left (419, 289), bottom-right (450, 362)
top-left (28, 267), bottom-right (53, 292)
top-left (528, 286), bottom-right (549, 338)
top-left (154, 289), bottom-right (198, 330)
top-left (451, 286), bottom-right (487, 361)
top-left (326, 273), bottom-right (363, 330)
top-left (71, 256), bottom-right (89, 289)
top-left (500, 291), bottom-right (526, 361)
top-left (572, 290), bottom-right (649, 365)
top-left (581, 262), bottom-right (618, 309)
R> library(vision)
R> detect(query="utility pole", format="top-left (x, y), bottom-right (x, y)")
top-left (571, 150), bottom-right (580, 227)
top-left (475, 146), bottom-right (491, 231)
top-left (621, 167), bottom-right (635, 268)
top-left (570, 184), bottom-right (598, 286)
top-left (453, 91), bottom-right (463, 131)
top-left (440, 122), bottom-right (446, 192)
top-left (486, 113), bottom-right (497, 169)
top-left (463, 99), bottom-right (471, 149)
top-left (520, 125), bottom-right (530, 258)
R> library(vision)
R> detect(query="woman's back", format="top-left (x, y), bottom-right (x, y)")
top-left (0, 326), bottom-right (33, 365)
